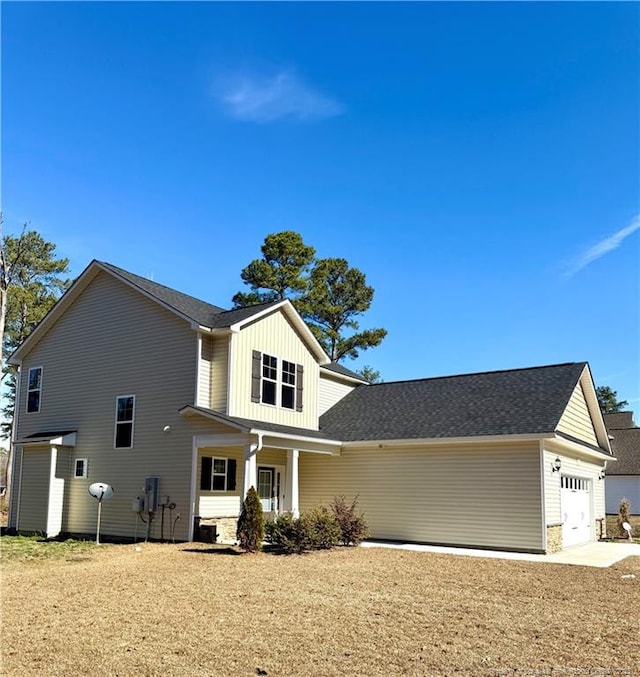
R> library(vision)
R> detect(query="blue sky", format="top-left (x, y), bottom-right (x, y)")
top-left (2, 2), bottom-right (639, 407)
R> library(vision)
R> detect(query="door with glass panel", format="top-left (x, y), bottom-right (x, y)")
top-left (257, 467), bottom-right (274, 512)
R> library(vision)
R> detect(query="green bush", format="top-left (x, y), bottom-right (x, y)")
top-left (265, 507), bottom-right (341, 553)
top-left (331, 495), bottom-right (369, 546)
top-left (236, 486), bottom-right (264, 552)
top-left (304, 506), bottom-right (341, 550)
top-left (265, 512), bottom-right (299, 553)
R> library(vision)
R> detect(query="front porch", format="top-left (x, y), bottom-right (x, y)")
top-left (186, 418), bottom-right (342, 543)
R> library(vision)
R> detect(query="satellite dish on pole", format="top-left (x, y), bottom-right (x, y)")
top-left (88, 483), bottom-right (114, 543)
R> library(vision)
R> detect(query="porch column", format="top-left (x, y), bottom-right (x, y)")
top-left (285, 449), bottom-right (300, 518)
top-left (243, 443), bottom-right (258, 498)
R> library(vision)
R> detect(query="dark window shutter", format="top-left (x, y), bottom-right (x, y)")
top-left (296, 364), bottom-right (304, 412)
top-left (227, 458), bottom-right (237, 491)
top-left (251, 351), bottom-right (262, 402)
top-left (200, 457), bottom-right (212, 491)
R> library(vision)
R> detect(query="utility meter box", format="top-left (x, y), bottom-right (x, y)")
top-left (144, 476), bottom-right (159, 512)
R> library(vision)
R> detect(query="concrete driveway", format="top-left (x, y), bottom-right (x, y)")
top-left (361, 540), bottom-right (640, 568)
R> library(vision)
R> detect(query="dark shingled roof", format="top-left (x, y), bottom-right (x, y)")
top-left (321, 362), bottom-right (368, 381)
top-left (604, 412), bottom-right (636, 430)
top-left (604, 411), bottom-right (640, 475)
top-left (100, 261), bottom-right (279, 328)
top-left (184, 406), bottom-right (338, 441)
top-left (320, 362), bottom-right (592, 442)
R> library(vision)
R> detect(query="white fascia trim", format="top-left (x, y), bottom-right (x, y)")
top-left (342, 432), bottom-right (551, 450)
top-left (319, 368), bottom-right (369, 386)
top-left (539, 440), bottom-right (547, 551)
top-left (248, 428), bottom-right (342, 448)
top-left (230, 300), bottom-right (330, 365)
top-left (578, 365), bottom-right (612, 453)
top-left (547, 435), bottom-right (615, 463)
top-left (20, 432), bottom-right (77, 447)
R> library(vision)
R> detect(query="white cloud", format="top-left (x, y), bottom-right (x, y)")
top-left (565, 215), bottom-right (640, 277)
top-left (217, 71), bottom-right (344, 123)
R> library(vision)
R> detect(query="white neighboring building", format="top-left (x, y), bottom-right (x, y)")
top-left (604, 412), bottom-right (640, 514)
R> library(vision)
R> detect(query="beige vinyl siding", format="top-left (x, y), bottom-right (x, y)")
top-left (197, 335), bottom-right (214, 408)
top-left (14, 271), bottom-right (202, 541)
top-left (557, 383), bottom-right (598, 446)
top-left (543, 447), bottom-right (605, 527)
top-left (299, 443), bottom-right (544, 552)
top-left (318, 373), bottom-right (357, 415)
top-left (197, 447), bottom-right (243, 517)
top-left (18, 448), bottom-right (50, 533)
top-left (229, 310), bottom-right (320, 429)
top-left (210, 335), bottom-right (229, 412)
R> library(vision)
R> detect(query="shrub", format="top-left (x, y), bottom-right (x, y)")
top-left (331, 495), bottom-right (369, 546)
top-left (617, 498), bottom-right (632, 538)
top-left (236, 487), bottom-right (264, 552)
top-left (265, 512), bottom-right (299, 554)
top-left (304, 506), bottom-right (341, 550)
top-left (265, 507), bottom-right (341, 553)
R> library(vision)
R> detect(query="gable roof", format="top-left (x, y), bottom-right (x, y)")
top-left (604, 411), bottom-right (640, 475)
top-left (320, 362), bottom-right (608, 449)
top-left (11, 260), bottom-right (330, 364)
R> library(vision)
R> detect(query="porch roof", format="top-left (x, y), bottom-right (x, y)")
top-left (180, 405), bottom-right (342, 447)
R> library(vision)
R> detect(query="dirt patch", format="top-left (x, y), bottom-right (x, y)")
top-left (2, 542), bottom-right (639, 676)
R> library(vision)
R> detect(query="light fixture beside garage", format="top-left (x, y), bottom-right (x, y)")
top-left (552, 457), bottom-right (562, 473)
top-left (598, 469), bottom-right (605, 480)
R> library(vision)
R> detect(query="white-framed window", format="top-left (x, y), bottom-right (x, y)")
top-left (200, 456), bottom-right (237, 492)
top-left (114, 395), bottom-right (135, 448)
top-left (251, 351), bottom-right (303, 412)
top-left (26, 366), bottom-right (43, 413)
top-left (281, 360), bottom-right (296, 410)
top-left (74, 458), bottom-right (88, 478)
top-left (261, 354), bottom-right (278, 405)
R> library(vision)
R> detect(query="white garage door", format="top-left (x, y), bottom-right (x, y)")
top-left (561, 476), bottom-right (591, 547)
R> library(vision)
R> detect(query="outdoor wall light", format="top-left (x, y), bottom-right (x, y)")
top-left (598, 469), bottom-right (606, 480)
top-left (551, 457), bottom-right (562, 473)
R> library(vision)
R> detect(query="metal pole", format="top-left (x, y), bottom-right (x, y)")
top-left (96, 500), bottom-right (102, 544)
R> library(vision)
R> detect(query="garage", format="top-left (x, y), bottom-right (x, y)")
top-left (561, 476), bottom-right (591, 547)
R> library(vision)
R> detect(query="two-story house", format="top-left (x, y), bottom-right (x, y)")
top-left (8, 260), bottom-right (614, 553)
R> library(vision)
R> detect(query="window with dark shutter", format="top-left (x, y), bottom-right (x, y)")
top-left (227, 459), bottom-right (237, 491)
top-left (295, 364), bottom-right (304, 412)
top-left (200, 457), bottom-right (213, 491)
top-left (251, 351), bottom-right (262, 403)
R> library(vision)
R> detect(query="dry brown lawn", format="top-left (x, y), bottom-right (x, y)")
top-left (2, 541), bottom-right (639, 676)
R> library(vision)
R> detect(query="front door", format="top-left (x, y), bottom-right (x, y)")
top-left (561, 475), bottom-right (591, 548)
top-left (257, 467), bottom-right (275, 512)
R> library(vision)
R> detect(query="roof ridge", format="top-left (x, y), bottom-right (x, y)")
top-left (362, 362), bottom-right (587, 388)
top-left (97, 260), bottom-right (227, 313)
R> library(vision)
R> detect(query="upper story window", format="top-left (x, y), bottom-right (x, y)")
top-left (114, 395), bottom-right (135, 448)
top-left (251, 351), bottom-right (303, 412)
top-left (26, 367), bottom-right (43, 413)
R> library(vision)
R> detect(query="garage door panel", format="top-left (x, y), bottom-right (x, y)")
top-left (561, 475), bottom-right (591, 547)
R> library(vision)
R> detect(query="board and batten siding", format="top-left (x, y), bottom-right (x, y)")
top-left (229, 310), bottom-right (320, 429)
top-left (17, 448), bottom-right (50, 533)
top-left (543, 447), bottom-right (605, 528)
top-left (299, 443), bottom-right (544, 552)
top-left (196, 334), bottom-right (230, 412)
top-left (318, 373), bottom-right (357, 415)
top-left (556, 383), bottom-right (598, 446)
top-left (197, 335), bottom-right (214, 408)
top-left (13, 270), bottom-right (203, 541)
